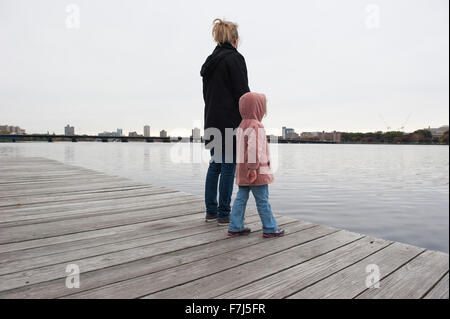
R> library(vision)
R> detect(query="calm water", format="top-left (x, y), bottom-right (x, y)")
top-left (0, 142), bottom-right (448, 252)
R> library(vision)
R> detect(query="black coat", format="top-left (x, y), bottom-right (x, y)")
top-left (201, 42), bottom-right (250, 146)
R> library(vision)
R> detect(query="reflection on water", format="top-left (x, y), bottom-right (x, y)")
top-left (0, 142), bottom-right (448, 253)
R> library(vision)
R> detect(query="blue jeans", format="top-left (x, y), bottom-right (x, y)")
top-left (205, 149), bottom-right (236, 220)
top-left (229, 185), bottom-right (278, 233)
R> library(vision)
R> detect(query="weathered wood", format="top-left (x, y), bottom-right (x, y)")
top-left (219, 236), bottom-right (393, 299)
top-left (0, 190), bottom-right (184, 226)
top-left (423, 273), bottom-right (449, 299)
top-left (0, 210), bottom-right (262, 263)
top-left (0, 156), bottom-right (447, 299)
top-left (64, 224), bottom-right (338, 299)
top-left (0, 185), bottom-right (163, 206)
top-left (0, 199), bottom-right (205, 244)
top-left (141, 230), bottom-right (360, 299)
top-left (0, 219), bottom-right (305, 298)
top-left (285, 241), bottom-right (424, 299)
top-left (356, 250), bottom-right (449, 299)
top-left (0, 216), bottom-right (298, 292)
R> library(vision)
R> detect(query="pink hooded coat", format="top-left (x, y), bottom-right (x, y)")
top-left (235, 92), bottom-right (274, 186)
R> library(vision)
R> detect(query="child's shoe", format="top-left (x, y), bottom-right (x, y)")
top-left (227, 227), bottom-right (251, 237)
top-left (263, 229), bottom-right (285, 238)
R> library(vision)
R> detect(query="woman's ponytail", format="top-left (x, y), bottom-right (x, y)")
top-left (212, 18), bottom-right (239, 45)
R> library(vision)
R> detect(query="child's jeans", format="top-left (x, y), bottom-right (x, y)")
top-left (229, 184), bottom-right (278, 234)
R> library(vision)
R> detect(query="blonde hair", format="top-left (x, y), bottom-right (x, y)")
top-left (212, 18), bottom-right (239, 45)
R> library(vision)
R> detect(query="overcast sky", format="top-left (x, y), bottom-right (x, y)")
top-left (0, 0), bottom-right (448, 136)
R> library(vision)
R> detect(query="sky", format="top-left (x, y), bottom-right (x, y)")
top-left (0, 0), bottom-right (448, 136)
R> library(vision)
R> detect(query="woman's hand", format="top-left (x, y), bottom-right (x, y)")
top-left (247, 169), bottom-right (257, 184)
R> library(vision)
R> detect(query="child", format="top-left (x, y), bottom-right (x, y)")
top-left (227, 92), bottom-right (285, 238)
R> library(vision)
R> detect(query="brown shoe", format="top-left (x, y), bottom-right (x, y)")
top-left (205, 215), bottom-right (218, 223)
top-left (217, 217), bottom-right (230, 226)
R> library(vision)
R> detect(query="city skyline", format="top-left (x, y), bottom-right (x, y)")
top-left (3, 122), bottom-right (447, 139)
top-left (1, 1), bottom-right (448, 137)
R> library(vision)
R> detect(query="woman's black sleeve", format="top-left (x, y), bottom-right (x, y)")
top-left (226, 53), bottom-right (250, 101)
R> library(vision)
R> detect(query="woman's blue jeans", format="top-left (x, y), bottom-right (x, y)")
top-left (205, 149), bottom-right (236, 221)
top-left (229, 185), bottom-right (278, 233)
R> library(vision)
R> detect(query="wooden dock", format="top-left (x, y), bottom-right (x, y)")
top-left (0, 156), bottom-right (448, 299)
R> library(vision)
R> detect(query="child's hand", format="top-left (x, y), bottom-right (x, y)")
top-left (247, 169), bottom-right (257, 184)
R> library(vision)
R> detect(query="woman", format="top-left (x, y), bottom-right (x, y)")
top-left (201, 18), bottom-right (250, 225)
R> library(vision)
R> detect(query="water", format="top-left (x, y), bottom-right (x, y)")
top-left (0, 142), bottom-right (448, 253)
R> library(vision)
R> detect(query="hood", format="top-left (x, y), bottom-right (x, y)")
top-left (200, 42), bottom-right (236, 78)
top-left (239, 92), bottom-right (267, 122)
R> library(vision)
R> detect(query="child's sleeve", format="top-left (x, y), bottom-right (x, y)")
top-left (247, 127), bottom-right (260, 170)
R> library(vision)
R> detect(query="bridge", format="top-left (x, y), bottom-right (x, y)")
top-left (0, 134), bottom-right (175, 143)
top-left (0, 134), bottom-right (337, 144)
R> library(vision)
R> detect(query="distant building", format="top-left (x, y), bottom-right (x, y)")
top-left (427, 125), bottom-right (449, 138)
top-left (128, 131), bottom-right (140, 137)
top-left (0, 124), bottom-right (25, 134)
top-left (300, 132), bottom-right (319, 139)
top-left (64, 125), bottom-right (75, 136)
top-left (192, 127), bottom-right (201, 141)
top-left (317, 131), bottom-right (342, 143)
top-left (144, 125), bottom-right (151, 137)
top-left (99, 131), bottom-right (121, 137)
top-left (116, 128), bottom-right (123, 136)
top-left (283, 127), bottom-right (298, 139)
top-left (160, 130), bottom-right (168, 138)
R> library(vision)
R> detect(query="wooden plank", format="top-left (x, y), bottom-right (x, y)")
top-left (0, 210), bottom-right (261, 264)
top-left (0, 219), bottom-right (305, 298)
top-left (0, 199), bottom-right (205, 244)
top-left (0, 193), bottom-right (198, 227)
top-left (0, 186), bottom-right (175, 210)
top-left (423, 273), bottom-right (449, 299)
top-left (0, 190), bottom-right (195, 218)
top-left (0, 216), bottom-right (298, 293)
top-left (0, 183), bottom-right (152, 198)
top-left (0, 188), bottom-right (179, 220)
top-left (63, 224), bottom-right (338, 299)
top-left (0, 202), bottom-right (204, 254)
top-left (284, 242), bottom-right (424, 299)
top-left (0, 187), bottom-right (181, 214)
top-left (0, 211), bottom-right (266, 271)
top-left (0, 176), bottom-right (132, 189)
top-left (356, 250), bottom-right (449, 299)
top-left (218, 237), bottom-right (392, 299)
top-left (139, 230), bottom-right (362, 299)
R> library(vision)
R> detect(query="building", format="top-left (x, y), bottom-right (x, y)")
top-left (282, 127), bottom-right (299, 139)
top-left (128, 131), bottom-right (140, 137)
top-left (192, 127), bottom-right (201, 141)
top-left (0, 124), bottom-right (26, 134)
top-left (427, 125), bottom-right (449, 138)
top-left (160, 130), bottom-right (168, 138)
top-left (64, 125), bottom-right (75, 136)
top-left (317, 131), bottom-right (342, 143)
top-left (99, 131), bottom-right (119, 137)
top-left (144, 125), bottom-right (151, 137)
top-left (300, 132), bottom-right (319, 139)
top-left (116, 128), bottom-right (123, 136)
